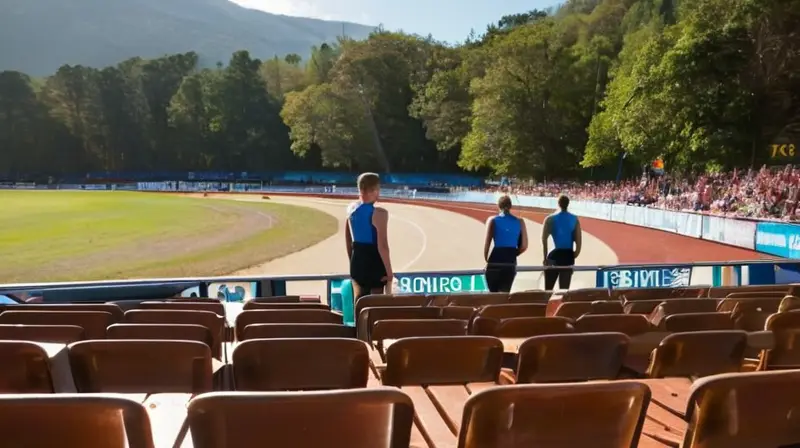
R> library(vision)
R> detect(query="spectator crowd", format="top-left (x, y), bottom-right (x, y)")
top-left (476, 165), bottom-right (800, 222)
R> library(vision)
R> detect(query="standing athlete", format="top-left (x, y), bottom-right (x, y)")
top-left (541, 195), bottom-right (582, 290)
top-left (484, 195), bottom-right (528, 292)
top-left (345, 173), bottom-right (393, 300)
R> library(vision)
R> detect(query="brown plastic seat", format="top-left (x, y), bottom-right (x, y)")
top-left (187, 388), bottom-right (414, 448)
top-left (107, 323), bottom-right (213, 348)
top-left (0, 324), bottom-right (85, 343)
top-left (758, 328), bottom-right (800, 370)
top-left (475, 303), bottom-right (546, 320)
top-left (725, 290), bottom-right (789, 299)
top-left (382, 336), bottom-right (503, 386)
top-left (354, 294), bottom-right (427, 323)
top-left (553, 301), bottom-right (593, 319)
top-left (0, 340), bottom-right (55, 393)
top-left (624, 299), bottom-right (664, 315)
top-left (137, 300), bottom-right (225, 316)
top-left (619, 287), bottom-right (707, 302)
top-left (707, 284), bottom-right (793, 298)
top-left (243, 302), bottom-right (330, 311)
top-left (717, 296), bottom-right (782, 313)
top-left (0, 310), bottom-right (113, 339)
top-left (372, 319), bottom-right (468, 340)
top-left (649, 299), bottom-right (719, 327)
top-left (590, 300), bottom-right (624, 314)
top-left (646, 330), bottom-right (748, 378)
top-left (0, 303), bottom-right (124, 322)
top-left (560, 288), bottom-right (610, 302)
top-left (240, 323), bottom-right (354, 340)
top-left (232, 338), bottom-right (369, 390)
top-left (248, 296), bottom-right (303, 303)
top-left (779, 295), bottom-right (800, 312)
top-left (508, 290), bottom-right (551, 303)
top-left (574, 314), bottom-right (650, 335)
top-left (765, 309), bottom-right (800, 332)
top-left (441, 306), bottom-right (475, 320)
top-left (458, 381), bottom-right (650, 448)
top-left (663, 312), bottom-right (734, 332)
top-left (481, 316), bottom-right (574, 338)
top-left (124, 309), bottom-right (224, 358)
top-left (683, 370), bottom-right (800, 447)
top-left (0, 394), bottom-right (154, 448)
top-left (235, 310), bottom-right (342, 339)
top-left (515, 332), bottom-right (629, 383)
top-left (447, 293), bottom-right (509, 307)
top-left (69, 339), bottom-right (213, 393)
top-left (357, 306), bottom-right (441, 341)
top-left (730, 299), bottom-right (782, 331)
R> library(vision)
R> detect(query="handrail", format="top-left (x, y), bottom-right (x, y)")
top-left (0, 258), bottom-right (783, 292)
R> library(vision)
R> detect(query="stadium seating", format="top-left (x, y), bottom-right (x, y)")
top-left (1, 284), bottom-right (800, 447)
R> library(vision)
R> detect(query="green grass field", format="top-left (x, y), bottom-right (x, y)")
top-left (0, 191), bottom-right (337, 283)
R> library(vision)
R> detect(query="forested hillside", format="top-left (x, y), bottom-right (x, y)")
top-left (1, 0), bottom-right (798, 181)
top-left (0, 0), bottom-right (374, 76)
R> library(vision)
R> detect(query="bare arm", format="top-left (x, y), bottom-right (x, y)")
top-left (541, 216), bottom-right (551, 262)
top-left (483, 217), bottom-right (494, 262)
top-left (519, 218), bottom-right (529, 255)
top-left (574, 219), bottom-right (583, 259)
top-left (345, 220), bottom-right (353, 260)
top-left (373, 207), bottom-right (393, 279)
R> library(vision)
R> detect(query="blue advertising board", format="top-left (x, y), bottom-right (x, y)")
top-left (755, 222), bottom-right (800, 258)
top-left (596, 266), bottom-right (692, 289)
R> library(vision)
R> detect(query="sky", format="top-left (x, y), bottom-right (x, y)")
top-left (229, 0), bottom-right (556, 44)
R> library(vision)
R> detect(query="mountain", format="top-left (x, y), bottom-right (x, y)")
top-left (0, 0), bottom-right (375, 76)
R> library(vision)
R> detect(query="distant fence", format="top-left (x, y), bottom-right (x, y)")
top-left (3, 181), bottom-right (798, 259)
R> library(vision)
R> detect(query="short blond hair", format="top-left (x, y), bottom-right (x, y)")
top-left (357, 172), bottom-right (380, 192)
top-left (497, 194), bottom-right (512, 212)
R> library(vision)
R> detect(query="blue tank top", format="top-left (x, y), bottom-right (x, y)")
top-left (492, 213), bottom-right (521, 248)
top-left (551, 211), bottom-right (577, 250)
top-left (348, 202), bottom-right (377, 244)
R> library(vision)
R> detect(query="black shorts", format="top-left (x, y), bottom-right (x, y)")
top-left (350, 243), bottom-right (387, 291)
top-left (545, 249), bottom-right (575, 290)
top-left (485, 247), bottom-right (517, 293)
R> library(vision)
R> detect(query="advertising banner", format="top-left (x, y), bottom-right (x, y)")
top-left (596, 265), bottom-right (693, 289)
top-left (395, 274), bottom-right (488, 294)
top-left (755, 222), bottom-right (800, 258)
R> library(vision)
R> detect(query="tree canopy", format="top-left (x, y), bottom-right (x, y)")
top-left (1, 0), bottom-right (798, 180)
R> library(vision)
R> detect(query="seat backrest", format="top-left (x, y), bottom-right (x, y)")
top-left (553, 301), bottom-right (593, 319)
top-left (475, 303), bottom-right (547, 320)
top-left (684, 370), bottom-right (800, 448)
top-left (123, 309), bottom-right (224, 358)
top-left (448, 293), bottom-right (509, 307)
top-left (574, 314), bottom-right (650, 335)
top-left (249, 296), bottom-right (302, 303)
top-left (138, 301), bottom-right (225, 316)
top-left (765, 310), bottom-right (800, 332)
top-left (0, 311), bottom-right (113, 339)
top-left (718, 296), bottom-right (782, 313)
top-left (187, 388), bottom-right (414, 448)
top-left (623, 299), bottom-right (664, 315)
top-left (357, 306), bottom-right (440, 341)
top-left (647, 330), bottom-right (748, 378)
top-left (0, 304), bottom-right (124, 322)
top-left (441, 306), bottom-right (475, 320)
top-left (0, 324), bottom-right (85, 344)
top-left (708, 285), bottom-right (792, 298)
top-left (650, 299), bottom-right (718, 326)
top-left (371, 319), bottom-right (467, 340)
top-left (235, 310), bottom-right (342, 339)
top-left (106, 323), bottom-right (213, 348)
top-left (458, 381), bottom-right (650, 448)
top-left (233, 338), bottom-right (369, 390)
top-left (240, 323), bottom-right (354, 341)
top-left (560, 288), bottom-right (610, 302)
top-left (354, 295), bottom-right (427, 322)
top-left (507, 290), bottom-right (551, 303)
top-left (492, 316), bottom-right (574, 338)
top-left (0, 394), bottom-right (154, 448)
top-left (663, 312), bottom-right (734, 332)
top-left (618, 287), bottom-right (707, 302)
top-left (725, 291), bottom-right (789, 299)
top-left (382, 336), bottom-right (503, 386)
top-left (589, 300), bottom-right (624, 315)
top-left (731, 300), bottom-right (782, 331)
top-left (779, 295), bottom-right (800, 312)
top-left (243, 302), bottom-right (330, 311)
top-left (0, 340), bottom-right (54, 393)
top-left (516, 332), bottom-right (630, 383)
top-left (761, 328), bottom-right (800, 369)
top-left (69, 339), bottom-right (213, 393)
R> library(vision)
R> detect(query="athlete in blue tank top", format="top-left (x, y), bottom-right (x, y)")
top-left (541, 195), bottom-right (582, 290)
top-left (484, 194), bottom-right (528, 292)
top-left (345, 172), bottom-right (393, 300)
